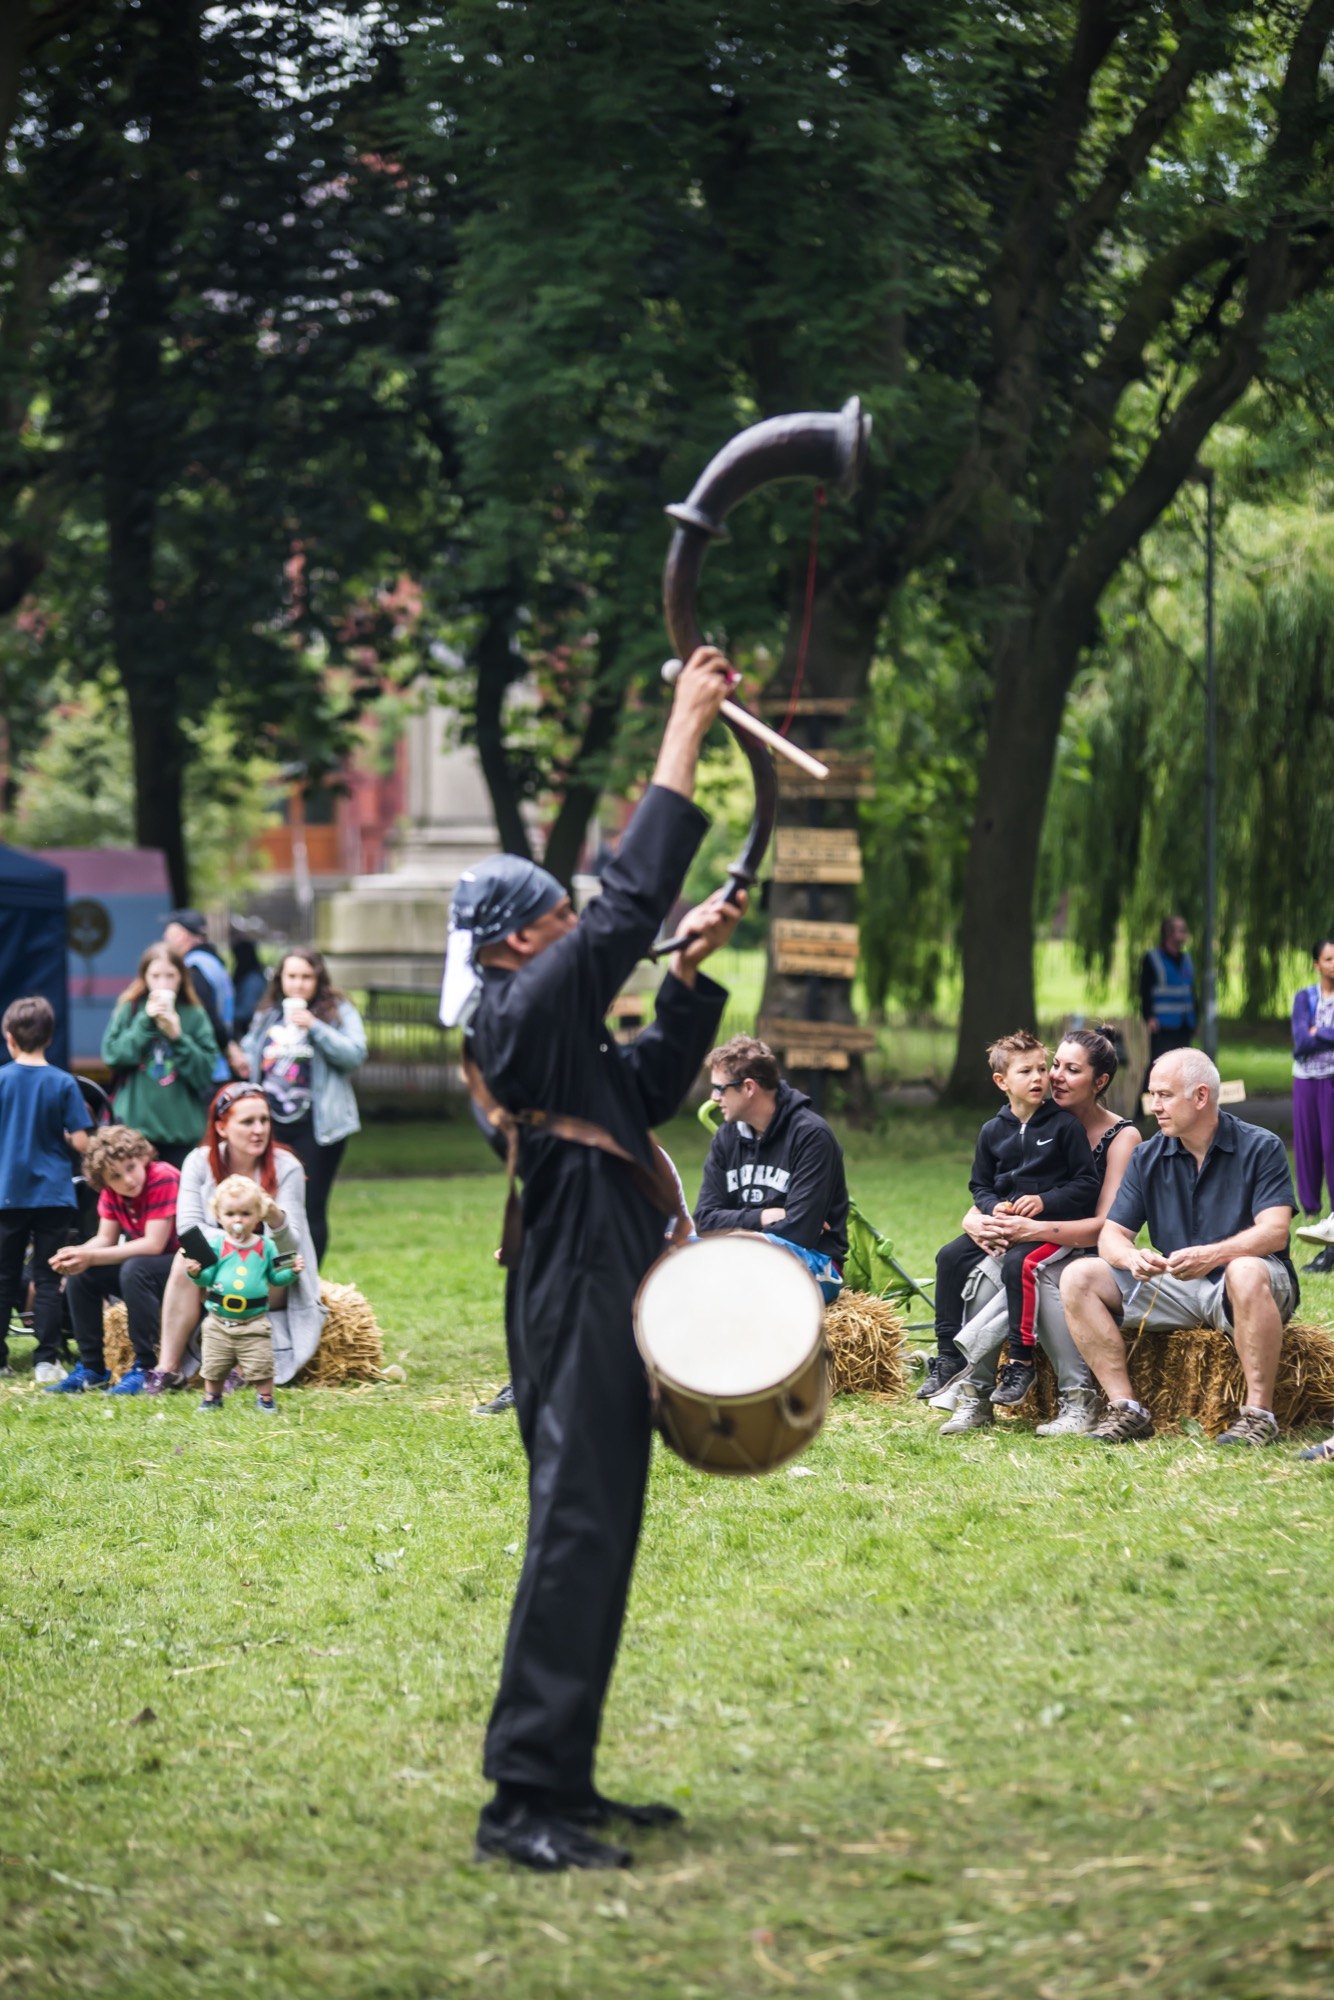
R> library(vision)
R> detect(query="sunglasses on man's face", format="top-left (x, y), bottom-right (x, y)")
top-left (709, 1080), bottom-right (744, 1099)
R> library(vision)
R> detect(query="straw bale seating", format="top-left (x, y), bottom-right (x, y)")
top-left (824, 1289), bottom-right (908, 1398)
top-left (998, 1320), bottom-right (1334, 1435)
top-left (102, 1281), bottom-right (386, 1388)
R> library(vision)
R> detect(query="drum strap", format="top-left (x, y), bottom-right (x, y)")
top-left (461, 1054), bottom-right (691, 1267)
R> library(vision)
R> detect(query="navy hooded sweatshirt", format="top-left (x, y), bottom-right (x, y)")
top-left (694, 1079), bottom-right (849, 1265)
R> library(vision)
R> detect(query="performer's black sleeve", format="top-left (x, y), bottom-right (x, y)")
top-left (621, 970), bottom-right (727, 1128)
top-left (521, 787), bottom-right (709, 1029)
top-left (1038, 1121), bottom-right (1101, 1221)
top-left (694, 1133), bottom-right (759, 1234)
top-left (772, 1127), bottom-right (845, 1252)
top-left (968, 1121), bottom-right (1000, 1214)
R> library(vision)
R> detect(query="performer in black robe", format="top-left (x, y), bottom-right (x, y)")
top-left (441, 648), bottom-right (743, 1871)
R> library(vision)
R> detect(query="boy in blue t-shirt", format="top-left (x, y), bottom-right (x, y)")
top-left (0, 996), bottom-right (93, 1381)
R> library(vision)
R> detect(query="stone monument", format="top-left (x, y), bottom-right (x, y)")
top-left (319, 693), bottom-right (501, 992)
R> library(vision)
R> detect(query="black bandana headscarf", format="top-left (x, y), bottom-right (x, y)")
top-left (439, 855), bottom-right (565, 1027)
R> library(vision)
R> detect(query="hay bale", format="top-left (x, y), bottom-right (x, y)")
top-left (995, 1320), bottom-right (1334, 1435)
top-left (294, 1282), bottom-right (385, 1388)
top-left (825, 1289), bottom-right (908, 1399)
top-left (102, 1280), bottom-right (387, 1390)
top-left (102, 1301), bottom-right (134, 1382)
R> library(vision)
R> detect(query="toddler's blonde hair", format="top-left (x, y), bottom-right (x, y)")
top-left (209, 1175), bottom-right (266, 1225)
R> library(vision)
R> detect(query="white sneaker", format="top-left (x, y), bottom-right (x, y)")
top-left (929, 1372), bottom-right (966, 1411)
top-left (34, 1361), bottom-right (67, 1386)
top-left (940, 1385), bottom-right (994, 1433)
top-left (1295, 1212), bottom-right (1334, 1246)
top-left (1035, 1389), bottom-right (1099, 1437)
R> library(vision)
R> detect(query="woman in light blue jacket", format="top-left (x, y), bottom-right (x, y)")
top-left (241, 948), bottom-right (367, 1262)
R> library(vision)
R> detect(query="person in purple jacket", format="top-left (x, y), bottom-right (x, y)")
top-left (1292, 937), bottom-right (1334, 1276)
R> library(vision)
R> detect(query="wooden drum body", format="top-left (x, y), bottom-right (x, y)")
top-left (633, 1233), bottom-right (829, 1476)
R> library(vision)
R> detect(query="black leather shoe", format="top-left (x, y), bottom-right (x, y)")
top-left (564, 1790), bottom-right (683, 1830)
top-left (1301, 1246), bottom-right (1334, 1275)
top-left (472, 1382), bottom-right (517, 1415)
top-left (474, 1801), bottom-right (631, 1872)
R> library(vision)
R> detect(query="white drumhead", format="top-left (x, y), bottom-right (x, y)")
top-left (636, 1234), bottom-right (824, 1395)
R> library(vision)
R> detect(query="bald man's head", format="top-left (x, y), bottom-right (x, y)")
top-left (1147, 1047), bottom-right (1219, 1138)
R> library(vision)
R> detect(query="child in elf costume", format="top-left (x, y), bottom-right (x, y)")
top-left (185, 1175), bottom-right (303, 1412)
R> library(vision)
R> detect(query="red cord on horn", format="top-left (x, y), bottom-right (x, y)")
top-left (778, 485), bottom-right (826, 738)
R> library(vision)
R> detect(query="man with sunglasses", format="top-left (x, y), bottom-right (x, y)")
top-left (695, 1036), bottom-right (849, 1299)
top-left (442, 647), bottom-right (745, 1873)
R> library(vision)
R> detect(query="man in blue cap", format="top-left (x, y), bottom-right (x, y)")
top-left (444, 646), bottom-right (744, 1872)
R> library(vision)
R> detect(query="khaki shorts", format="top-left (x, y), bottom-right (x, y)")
top-left (1112, 1256), bottom-right (1296, 1337)
top-left (201, 1313), bottom-right (275, 1385)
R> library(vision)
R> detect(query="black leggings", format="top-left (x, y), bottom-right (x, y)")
top-left (0, 1206), bottom-right (79, 1365)
top-left (935, 1231), bottom-right (1063, 1361)
top-left (276, 1116), bottom-right (346, 1265)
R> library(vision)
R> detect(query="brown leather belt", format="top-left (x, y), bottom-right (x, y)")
top-left (462, 1054), bottom-right (691, 1267)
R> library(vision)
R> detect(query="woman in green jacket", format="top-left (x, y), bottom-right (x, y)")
top-left (101, 944), bottom-right (220, 1167)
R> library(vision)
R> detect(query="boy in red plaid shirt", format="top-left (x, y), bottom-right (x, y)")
top-left (47, 1126), bottom-right (179, 1397)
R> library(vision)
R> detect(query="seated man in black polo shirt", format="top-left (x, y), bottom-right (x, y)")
top-left (1061, 1048), bottom-right (1298, 1446)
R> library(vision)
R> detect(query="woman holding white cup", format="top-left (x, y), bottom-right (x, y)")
top-left (100, 943), bottom-right (221, 1166)
top-left (240, 949), bottom-right (367, 1262)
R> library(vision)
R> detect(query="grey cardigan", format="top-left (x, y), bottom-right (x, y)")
top-left (241, 998), bottom-right (368, 1147)
top-left (177, 1146), bottom-right (328, 1384)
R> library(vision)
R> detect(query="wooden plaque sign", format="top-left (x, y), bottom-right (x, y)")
top-left (758, 1015), bottom-right (877, 1054)
top-left (771, 918), bottom-right (860, 977)
top-left (777, 750), bottom-right (874, 801)
top-left (754, 695), bottom-right (859, 718)
top-left (776, 1044), bottom-right (851, 1070)
top-left (772, 827), bottom-right (863, 885)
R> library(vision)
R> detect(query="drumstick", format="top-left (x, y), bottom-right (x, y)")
top-left (661, 659), bottom-right (829, 781)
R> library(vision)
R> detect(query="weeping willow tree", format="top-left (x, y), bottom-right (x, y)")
top-left (1041, 482), bottom-right (1334, 1018)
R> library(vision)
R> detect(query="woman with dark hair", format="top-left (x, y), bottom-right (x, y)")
top-left (940, 1026), bottom-right (1141, 1438)
top-left (1292, 937), bottom-right (1334, 1276)
top-left (141, 1082), bottom-right (326, 1394)
top-left (240, 949), bottom-right (367, 1262)
top-left (100, 942), bottom-right (220, 1168)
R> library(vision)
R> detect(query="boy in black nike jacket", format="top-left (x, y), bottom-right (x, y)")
top-left (921, 1030), bottom-right (1099, 1407)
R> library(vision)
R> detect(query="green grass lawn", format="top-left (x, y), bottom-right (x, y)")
top-left (3, 1115), bottom-right (1333, 1999)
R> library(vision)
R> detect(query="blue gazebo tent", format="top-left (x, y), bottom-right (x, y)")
top-left (0, 845), bottom-right (69, 1069)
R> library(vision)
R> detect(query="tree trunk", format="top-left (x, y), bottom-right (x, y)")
top-left (542, 671), bottom-right (624, 887)
top-left (944, 620), bottom-right (1071, 1104)
top-left (472, 594), bottom-right (533, 859)
top-left (123, 667), bottom-right (190, 901)
top-left (101, 2), bottom-right (200, 906)
top-left (759, 547), bottom-right (890, 1116)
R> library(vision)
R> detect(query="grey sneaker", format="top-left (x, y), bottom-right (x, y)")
top-left (940, 1384), bottom-right (994, 1434)
top-left (990, 1357), bottom-right (1037, 1407)
top-left (1035, 1389), bottom-right (1099, 1437)
top-left (1216, 1405), bottom-right (1278, 1447)
top-left (473, 1382), bottom-right (517, 1416)
top-left (1089, 1398), bottom-right (1155, 1443)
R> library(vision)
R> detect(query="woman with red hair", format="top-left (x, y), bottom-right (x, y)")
top-left (141, 1083), bottom-right (326, 1393)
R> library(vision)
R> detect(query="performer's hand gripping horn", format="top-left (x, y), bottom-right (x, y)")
top-left (650, 395), bottom-right (872, 958)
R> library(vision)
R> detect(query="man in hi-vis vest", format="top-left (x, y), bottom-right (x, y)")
top-left (1139, 914), bottom-right (1198, 1089)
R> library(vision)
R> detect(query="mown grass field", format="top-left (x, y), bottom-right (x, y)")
top-left (2, 1112), bottom-right (1332, 1999)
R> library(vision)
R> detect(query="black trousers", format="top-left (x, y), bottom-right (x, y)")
top-left (482, 1262), bottom-right (654, 1798)
top-left (936, 1231), bottom-right (1061, 1361)
top-left (64, 1254), bottom-right (174, 1372)
top-left (934, 1233), bottom-right (987, 1360)
top-left (276, 1115), bottom-right (346, 1265)
top-left (0, 1207), bottom-right (78, 1365)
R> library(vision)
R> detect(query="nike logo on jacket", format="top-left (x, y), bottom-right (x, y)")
top-left (968, 1097), bottom-right (1100, 1220)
